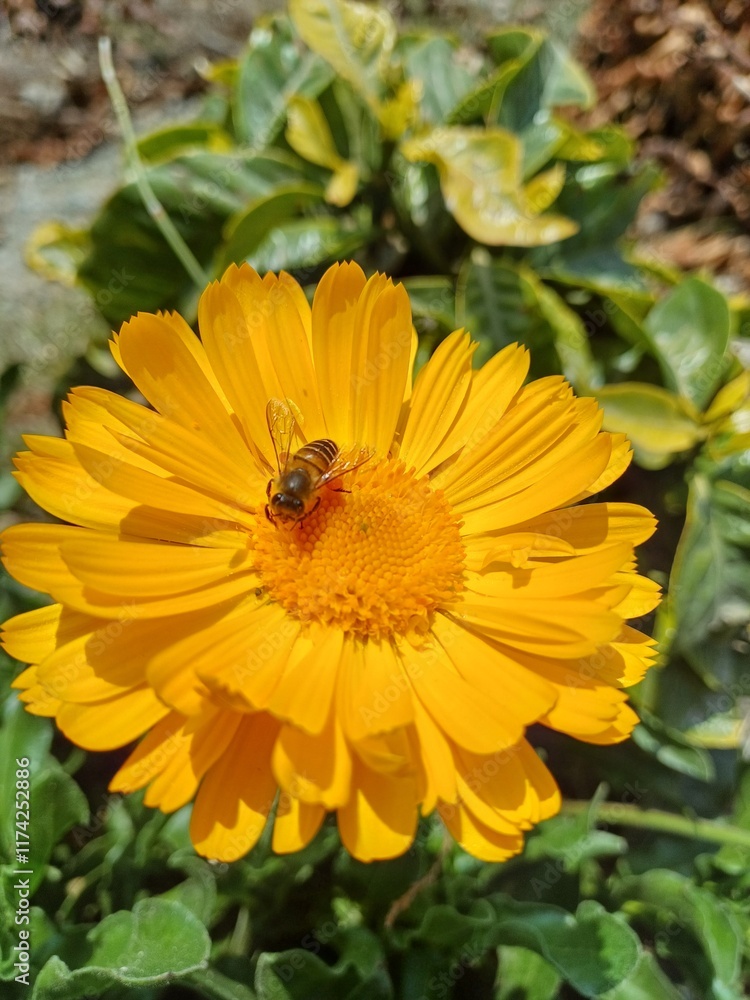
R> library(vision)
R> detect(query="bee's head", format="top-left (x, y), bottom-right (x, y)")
top-left (271, 493), bottom-right (305, 521)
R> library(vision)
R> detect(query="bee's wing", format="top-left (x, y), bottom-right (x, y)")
top-left (319, 445), bottom-right (375, 485)
top-left (265, 398), bottom-right (297, 474)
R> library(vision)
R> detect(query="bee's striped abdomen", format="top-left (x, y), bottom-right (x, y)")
top-left (295, 438), bottom-right (339, 475)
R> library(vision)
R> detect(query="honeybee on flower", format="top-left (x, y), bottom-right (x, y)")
top-left (1, 262), bottom-right (658, 863)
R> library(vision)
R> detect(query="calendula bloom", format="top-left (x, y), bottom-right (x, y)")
top-left (1, 262), bottom-right (659, 863)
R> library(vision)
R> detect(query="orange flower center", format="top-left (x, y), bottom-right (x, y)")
top-left (252, 459), bottom-right (465, 638)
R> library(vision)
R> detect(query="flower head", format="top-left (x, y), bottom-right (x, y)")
top-left (1, 262), bottom-right (659, 862)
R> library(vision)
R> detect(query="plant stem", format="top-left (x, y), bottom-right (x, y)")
top-left (562, 800), bottom-right (750, 849)
top-left (98, 36), bottom-right (209, 289)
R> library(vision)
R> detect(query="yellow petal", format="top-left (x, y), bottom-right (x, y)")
top-left (57, 685), bottom-right (170, 750)
top-left (70, 440), bottom-right (248, 532)
top-left (439, 799), bottom-right (524, 862)
top-left (458, 435), bottom-right (612, 534)
top-left (146, 599), bottom-right (273, 715)
top-left (143, 707), bottom-right (242, 813)
top-left (430, 614), bottom-right (556, 725)
top-left (412, 698), bottom-right (457, 811)
top-left (610, 572), bottom-right (662, 618)
top-left (63, 391), bottom-right (170, 478)
top-left (14, 669), bottom-right (63, 717)
top-left (35, 621), bottom-right (152, 703)
top-left (337, 758), bottom-right (418, 862)
top-left (311, 262), bottom-right (368, 445)
top-left (435, 378), bottom-right (577, 498)
top-left (111, 708), bottom-right (241, 802)
top-left (2, 604), bottom-right (95, 665)
top-left (59, 534), bottom-right (255, 598)
top-left (398, 330), bottom-right (474, 477)
top-left (2, 523), bottom-right (90, 599)
top-left (399, 634), bottom-right (523, 753)
top-left (337, 636), bottom-right (414, 742)
top-left (267, 626), bottom-right (343, 734)
top-left (194, 604), bottom-right (298, 712)
top-left (464, 531), bottom-right (576, 571)
top-left (273, 795), bottom-right (326, 853)
top-left (511, 502), bottom-right (657, 553)
top-left (425, 343), bottom-right (530, 473)
top-left (273, 710), bottom-right (352, 809)
top-left (447, 594), bottom-right (622, 657)
top-left (200, 267), bottom-right (326, 456)
top-left (465, 544), bottom-right (633, 600)
top-left (577, 702), bottom-right (639, 744)
top-left (115, 311), bottom-right (247, 458)
top-left (572, 433), bottom-right (632, 501)
top-left (444, 392), bottom-right (602, 509)
top-left (73, 387), bottom-right (258, 506)
top-left (351, 275), bottom-right (414, 455)
top-left (191, 713), bottom-right (279, 862)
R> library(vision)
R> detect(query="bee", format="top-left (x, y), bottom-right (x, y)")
top-left (265, 398), bottom-right (374, 526)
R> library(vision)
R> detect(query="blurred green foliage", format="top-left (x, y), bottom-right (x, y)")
top-left (3, 0), bottom-right (750, 997)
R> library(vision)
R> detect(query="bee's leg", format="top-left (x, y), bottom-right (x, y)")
top-left (298, 496), bottom-right (321, 527)
top-left (327, 478), bottom-right (351, 494)
top-left (265, 504), bottom-right (277, 528)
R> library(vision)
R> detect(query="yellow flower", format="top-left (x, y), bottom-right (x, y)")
top-left (1, 262), bottom-right (659, 863)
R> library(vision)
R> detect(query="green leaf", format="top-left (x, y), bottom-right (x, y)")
top-left (631, 716), bottom-right (715, 781)
top-left (489, 33), bottom-right (594, 133)
top-left (446, 62), bottom-right (523, 126)
top-left (595, 383), bottom-right (704, 468)
top-left (540, 38), bottom-right (596, 110)
top-left (599, 951), bottom-right (683, 1000)
top-left (488, 897), bottom-right (641, 998)
top-left (524, 810), bottom-right (628, 869)
top-left (0, 694), bottom-right (63, 889)
top-left (401, 35), bottom-right (474, 124)
top-left (25, 222), bottom-right (90, 286)
top-left (713, 480), bottom-right (750, 548)
top-left (457, 257), bottom-right (558, 371)
top-left (185, 967), bottom-right (258, 1000)
top-left (401, 276), bottom-right (455, 330)
top-left (77, 151), bottom-right (309, 324)
top-left (389, 158), bottom-right (462, 270)
top-left (220, 185), bottom-right (325, 269)
top-left (32, 899), bottom-right (211, 998)
top-left (614, 870), bottom-right (743, 998)
top-left (136, 123), bottom-right (233, 163)
top-left (522, 266), bottom-right (599, 390)
top-left (233, 18), bottom-right (335, 150)
top-left (27, 767), bottom-right (89, 891)
top-left (530, 164), bottom-right (659, 291)
top-left (484, 28), bottom-right (545, 129)
top-left (289, 0), bottom-right (396, 108)
top-left (284, 98), bottom-right (359, 206)
top-left (286, 97), bottom-right (344, 170)
top-left (643, 278), bottom-right (731, 410)
top-left (411, 902), bottom-right (493, 950)
top-left (495, 946), bottom-right (561, 1000)
top-left (254, 944), bottom-right (391, 1000)
top-left (401, 127), bottom-right (578, 246)
top-left (519, 115), bottom-right (568, 177)
top-left (240, 212), bottom-right (373, 274)
top-left (458, 256), bottom-right (599, 379)
top-left (668, 471), bottom-right (750, 691)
